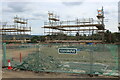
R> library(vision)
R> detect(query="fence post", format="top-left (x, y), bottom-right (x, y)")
top-left (3, 43), bottom-right (7, 67)
top-left (20, 53), bottom-right (22, 63)
top-left (118, 45), bottom-right (120, 75)
top-left (89, 50), bottom-right (93, 76)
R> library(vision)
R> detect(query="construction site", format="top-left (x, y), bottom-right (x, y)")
top-left (43, 7), bottom-right (105, 43)
top-left (1, 16), bottom-right (31, 43)
top-left (1, 6), bottom-right (120, 79)
top-left (1, 7), bottom-right (106, 43)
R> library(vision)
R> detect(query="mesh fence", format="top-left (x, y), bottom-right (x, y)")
top-left (2, 43), bottom-right (119, 76)
top-left (2, 43), bottom-right (39, 66)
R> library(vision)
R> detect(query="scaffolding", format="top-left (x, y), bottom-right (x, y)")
top-left (1, 16), bottom-right (31, 43)
top-left (43, 7), bottom-right (105, 43)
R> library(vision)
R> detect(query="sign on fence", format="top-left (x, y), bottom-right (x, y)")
top-left (58, 48), bottom-right (77, 54)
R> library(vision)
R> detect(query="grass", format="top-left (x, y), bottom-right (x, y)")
top-left (2, 44), bottom-right (118, 75)
top-left (40, 45), bottom-right (117, 63)
top-left (5, 47), bottom-right (37, 61)
top-left (3, 44), bottom-right (118, 70)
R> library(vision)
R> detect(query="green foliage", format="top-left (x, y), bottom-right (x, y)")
top-left (76, 32), bottom-right (79, 36)
top-left (30, 30), bottom-right (120, 43)
top-left (31, 36), bottom-right (46, 43)
top-left (31, 36), bottom-right (39, 43)
top-left (39, 36), bottom-right (46, 42)
top-left (104, 30), bottom-right (112, 43)
top-left (113, 32), bottom-right (120, 42)
top-left (46, 33), bottom-right (67, 40)
top-left (104, 30), bottom-right (120, 43)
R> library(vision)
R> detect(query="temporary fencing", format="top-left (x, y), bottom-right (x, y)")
top-left (2, 43), bottom-right (119, 76)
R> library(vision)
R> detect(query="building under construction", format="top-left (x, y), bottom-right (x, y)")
top-left (43, 7), bottom-right (106, 43)
top-left (1, 16), bottom-right (31, 43)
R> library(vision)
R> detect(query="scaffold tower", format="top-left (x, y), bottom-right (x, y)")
top-left (43, 7), bottom-right (105, 43)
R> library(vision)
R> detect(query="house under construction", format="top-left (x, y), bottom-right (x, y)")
top-left (1, 16), bottom-right (31, 43)
top-left (43, 7), bottom-right (106, 43)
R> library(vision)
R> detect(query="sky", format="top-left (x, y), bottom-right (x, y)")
top-left (0, 0), bottom-right (119, 35)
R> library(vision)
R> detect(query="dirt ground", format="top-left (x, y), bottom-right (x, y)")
top-left (3, 44), bottom-right (119, 78)
top-left (6, 47), bottom-right (37, 62)
top-left (2, 68), bottom-right (118, 78)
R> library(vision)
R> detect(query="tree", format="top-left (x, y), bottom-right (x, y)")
top-left (31, 36), bottom-right (39, 43)
top-left (39, 36), bottom-right (46, 42)
top-left (76, 32), bottom-right (79, 36)
top-left (75, 32), bottom-right (79, 41)
top-left (104, 30), bottom-right (112, 43)
top-left (104, 30), bottom-right (120, 43)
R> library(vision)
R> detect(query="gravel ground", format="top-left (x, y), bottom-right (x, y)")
top-left (2, 68), bottom-right (119, 78)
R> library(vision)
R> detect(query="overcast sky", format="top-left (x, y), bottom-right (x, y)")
top-left (1, 0), bottom-right (119, 35)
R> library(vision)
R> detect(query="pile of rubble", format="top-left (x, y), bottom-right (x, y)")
top-left (15, 52), bottom-right (62, 72)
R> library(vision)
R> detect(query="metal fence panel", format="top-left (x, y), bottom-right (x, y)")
top-left (2, 43), bottom-right (119, 76)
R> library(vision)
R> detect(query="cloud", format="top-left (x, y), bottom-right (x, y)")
top-left (3, 2), bottom-right (30, 13)
top-left (61, 0), bottom-right (85, 6)
top-left (102, 4), bottom-right (118, 17)
top-left (33, 12), bottom-right (46, 18)
top-left (28, 11), bottom-right (47, 20)
top-left (86, 0), bottom-right (119, 2)
top-left (1, 1), bottom-right (118, 33)
top-left (62, 2), bottom-right (83, 6)
top-left (3, 0), bottom-right (60, 2)
top-left (104, 11), bottom-right (110, 15)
